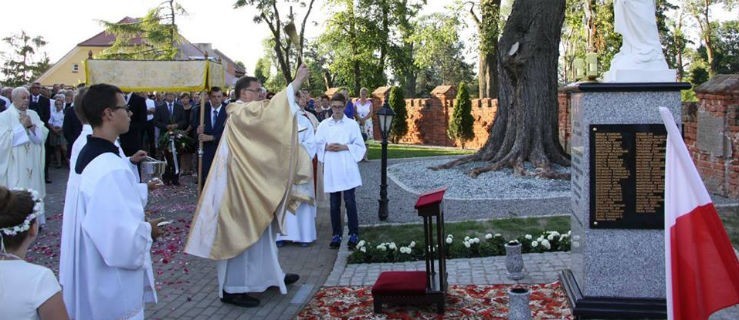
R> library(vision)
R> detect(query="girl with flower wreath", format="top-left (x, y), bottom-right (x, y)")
top-left (0, 186), bottom-right (69, 319)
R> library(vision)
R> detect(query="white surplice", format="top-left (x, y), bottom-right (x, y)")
top-left (0, 105), bottom-right (49, 224)
top-left (59, 125), bottom-right (146, 318)
top-left (211, 84), bottom-right (301, 296)
top-left (314, 117), bottom-right (365, 193)
top-left (277, 111), bottom-right (317, 243)
top-left (64, 151), bottom-right (155, 319)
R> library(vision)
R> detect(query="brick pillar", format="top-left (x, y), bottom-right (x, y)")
top-left (692, 74), bottom-right (739, 198)
top-left (431, 85), bottom-right (457, 146)
top-left (558, 90), bottom-right (572, 154)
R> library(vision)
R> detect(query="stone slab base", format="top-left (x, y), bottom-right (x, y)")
top-left (559, 269), bottom-right (666, 319)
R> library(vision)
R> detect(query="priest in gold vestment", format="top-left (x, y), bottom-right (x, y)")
top-left (0, 87), bottom-right (49, 225)
top-left (185, 65), bottom-right (313, 307)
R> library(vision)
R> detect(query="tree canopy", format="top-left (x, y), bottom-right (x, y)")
top-left (98, 0), bottom-right (185, 60)
top-left (0, 31), bottom-right (50, 87)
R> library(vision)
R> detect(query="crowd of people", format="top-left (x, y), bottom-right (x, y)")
top-left (0, 66), bottom-right (379, 317)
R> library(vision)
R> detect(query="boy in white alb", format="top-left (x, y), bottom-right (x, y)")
top-left (314, 93), bottom-right (366, 249)
top-left (66, 84), bottom-right (162, 319)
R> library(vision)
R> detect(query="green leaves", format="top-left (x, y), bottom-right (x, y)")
top-left (448, 81), bottom-right (474, 146)
top-left (97, 2), bottom-right (183, 61)
top-left (0, 31), bottom-right (50, 87)
top-left (388, 86), bottom-right (407, 143)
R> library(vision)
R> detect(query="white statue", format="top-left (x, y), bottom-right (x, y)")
top-left (604, 0), bottom-right (676, 82)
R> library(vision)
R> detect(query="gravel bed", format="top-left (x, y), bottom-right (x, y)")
top-left (353, 156), bottom-right (571, 225)
top-left (388, 158), bottom-right (571, 200)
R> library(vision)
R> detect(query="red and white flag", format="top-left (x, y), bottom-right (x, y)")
top-left (660, 107), bottom-right (739, 320)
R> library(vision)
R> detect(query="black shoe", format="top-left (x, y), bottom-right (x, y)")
top-left (284, 273), bottom-right (299, 285)
top-left (221, 291), bottom-right (260, 308)
top-left (329, 235), bottom-right (341, 249)
top-left (173, 180), bottom-right (180, 186)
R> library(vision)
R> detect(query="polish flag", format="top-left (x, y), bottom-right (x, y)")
top-left (659, 107), bottom-right (739, 320)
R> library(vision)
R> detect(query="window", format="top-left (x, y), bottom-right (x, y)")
top-left (72, 64), bottom-right (79, 73)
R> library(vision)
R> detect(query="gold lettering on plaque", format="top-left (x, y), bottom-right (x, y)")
top-left (635, 132), bottom-right (666, 214)
top-left (594, 132), bottom-right (629, 221)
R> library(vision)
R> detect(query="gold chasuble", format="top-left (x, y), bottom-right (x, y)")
top-left (185, 88), bottom-right (313, 260)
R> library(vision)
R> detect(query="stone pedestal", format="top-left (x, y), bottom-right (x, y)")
top-left (559, 82), bottom-right (691, 319)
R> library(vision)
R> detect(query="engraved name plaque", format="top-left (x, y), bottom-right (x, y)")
top-left (589, 124), bottom-right (666, 229)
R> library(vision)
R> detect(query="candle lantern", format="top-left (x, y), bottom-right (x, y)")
top-left (573, 58), bottom-right (585, 81)
top-left (586, 52), bottom-right (598, 80)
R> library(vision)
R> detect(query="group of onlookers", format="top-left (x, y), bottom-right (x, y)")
top-left (0, 78), bottom-right (377, 317)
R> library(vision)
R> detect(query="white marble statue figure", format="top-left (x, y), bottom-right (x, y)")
top-left (604, 0), bottom-right (676, 82)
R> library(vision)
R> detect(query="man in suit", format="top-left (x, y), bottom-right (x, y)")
top-left (119, 92), bottom-right (148, 156)
top-left (62, 89), bottom-right (83, 161)
top-left (154, 92), bottom-right (187, 185)
top-left (143, 95), bottom-right (157, 156)
top-left (29, 82), bottom-right (52, 183)
top-left (192, 87), bottom-right (227, 188)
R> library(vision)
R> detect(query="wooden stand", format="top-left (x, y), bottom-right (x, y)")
top-left (372, 187), bottom-right (448, 314)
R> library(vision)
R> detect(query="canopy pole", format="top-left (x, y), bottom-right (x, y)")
top-left (197, 90), bottom-right (207, 194)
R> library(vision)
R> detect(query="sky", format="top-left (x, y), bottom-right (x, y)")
top-left (1, 0), bottom-right (736, 77)
top-left (0, 0), bottom-right (453, 75)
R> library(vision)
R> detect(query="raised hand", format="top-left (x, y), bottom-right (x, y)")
top-left (291, 64), bottom-right (310, 91)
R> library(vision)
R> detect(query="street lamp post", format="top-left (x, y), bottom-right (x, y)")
top-left (376, 100), bottom-right (395, 221)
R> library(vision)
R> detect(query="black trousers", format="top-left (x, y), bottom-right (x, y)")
top-left (143, 121), bottom-right (156, 156)
top-left (162, 151), bottom-right (179, 185)
top-left (44, 143), bottom-right (51, 182)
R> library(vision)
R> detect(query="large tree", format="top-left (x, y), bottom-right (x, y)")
top-left (710, 20), bottom-right (739, 74)
top-left (315, 0), bottom-right (386, 94)
top-left (386, 0), bottom-right (426, 97)
top-left (685, 0), bottom-right (736, 77)
top-left (0, 31), bottom-right (50, 86)
top-left (98, 0), bottom-right (184, 60)
top-left (433, 0), bottom-right (569, 178)
top-left (411, 11), bottom-right (475, 95)
top-left (469, 0), bottom-right (501, 98)
top-left (661, 2), bottom-right (691, 81)
top-left (234, 0), bottom-right (316, 82)
top-left (560, 0), bottom-right (587, 83)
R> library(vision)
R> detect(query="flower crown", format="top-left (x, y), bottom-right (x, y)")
top-left (0, 188), bottom-right (41, 236)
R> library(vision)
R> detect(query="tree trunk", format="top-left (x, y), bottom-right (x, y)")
top-left (701, 5), bottom-right (715, 77)
top-left (433, 0), bottom-right (570, 178)
top-left (379, 1), bottom-right (389, 75)
top-left (323, 70), bottom-right (333, 90)
top-left (402, 44), bottom-right (416, 97)
top-left (348, 2), bottom-right (361, 94)
top-left (479, 52), bottom-right (497, 98)
top-left (477, 0), bottom-right (500, 98)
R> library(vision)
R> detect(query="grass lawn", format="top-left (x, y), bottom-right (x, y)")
top-left (357, 207), bottom-right (739, 250)
top-left (366, 141), bottom-right (476, 160)
top-left (359, 215), bottom-right (570, 245)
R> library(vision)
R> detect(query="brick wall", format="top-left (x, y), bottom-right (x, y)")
top-left (558, 91), bottom-right (572, 154)
top-left (554, 77), bottom-right (738, 199)
top-left (347, 79), bottom-right (739, 199)
top-left (361, 86), bottom-right (496, 149)
top-left (683, 74), bottom-right (739, 198)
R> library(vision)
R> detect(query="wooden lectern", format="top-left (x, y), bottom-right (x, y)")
top-left (371, 187), bottom-right (448, 314)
